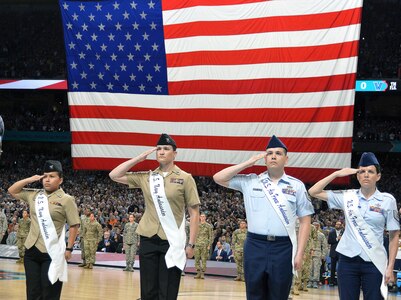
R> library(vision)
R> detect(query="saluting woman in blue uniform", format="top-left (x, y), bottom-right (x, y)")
top-left (309, 152), bottom-right (400, 300)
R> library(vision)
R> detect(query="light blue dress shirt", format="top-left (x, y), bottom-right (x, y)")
top-left (328, 189), bottom-right (400, 261)
top-left (229, 172), bottom-right (314, 236)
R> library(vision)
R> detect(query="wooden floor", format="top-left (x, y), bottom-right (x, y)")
top-left (1, 258), bottom-right (400, 299)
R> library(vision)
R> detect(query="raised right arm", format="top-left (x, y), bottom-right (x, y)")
top-left (109, 147), bottom-right (157, 185)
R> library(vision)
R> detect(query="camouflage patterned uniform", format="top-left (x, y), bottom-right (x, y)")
top-left (0, 210), bottom-right (7, 243)
top-left (194, 221), bottom-right (213, 279)
top-left (232, 227), bottom-right (247, 281)
top-left (309, 228), bottom-right (328, 288)
top-left (299, 225), bottom-right (316, 291)
top-left (78, 215), bottom-right (90, 267)
top-left (83, 219), bottom-right (103, 268)
top-left (292, 225), bottom-right (315, 294)
top-left (123, 221), bottom-right (139, 271)
top-left (16, 216), bottom-right (31, 262)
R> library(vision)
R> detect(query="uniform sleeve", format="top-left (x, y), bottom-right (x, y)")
top-left (384, 194), bottom-right (400, 231)
top-left (295, 182), bottom-right (314, 217)
top-left (232, 231), bottom-right (237, 245)
top-left (184, 174), bottom-right (201, 207)
top-left (98, 224), bottom-right (103, 242)
top-left (228, 175), bottom-right (248, 192)
top-left (327, 190), bottom-right (345, 210)
top-left (15, 189), bottom-right (37, 203)
top-left (127, 172), bottom-right (147, 189)
top-left (64, 196), bottom-right (80, 226)
top-left (208, 225), bottom-right (213, 246)
top-left (321, 234), bottom-right (329, 258)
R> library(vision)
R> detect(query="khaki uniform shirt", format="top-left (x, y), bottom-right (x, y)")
top-left (16, 188), bottom-right (80, 253)
top-left (127, 165), bottom-right (200, 240)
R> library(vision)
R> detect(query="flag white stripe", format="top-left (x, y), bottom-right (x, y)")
top-left (71, 144), bottom-right (351, 169)
top-left (167, 57), bottom-right (357, 81)
top-left (68, 90), bottom-right (355, 109)
top-left (163, 0), bottom-right (362, 25)
top-left (70, 118), bottom-right (353, 138)
top-left (0, 80), bottom-right (65, 89)
top-left (164, 25), bottom-right (360, 53)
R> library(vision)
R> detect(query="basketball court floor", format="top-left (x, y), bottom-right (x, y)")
top-left (1, 258), bottom-right (401, 299)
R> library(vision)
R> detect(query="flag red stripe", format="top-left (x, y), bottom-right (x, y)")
top-left (38, 81), bottom-right (68, 90)
top-left (72, 157), bottom-right (349, 184)
top-left (69, 105), bottom-right (354, 123)
top-left (162, 0), bottom-right (266, 11)
top-left (167, 41), bottom-right (359, 67)
top-left (71, 132), bottom-right (352, 153)
top-left (168, 73), bottom-right (357, 95)
top-left (164, 8), bottom-right (361, 39)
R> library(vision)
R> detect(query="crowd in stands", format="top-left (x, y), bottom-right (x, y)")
top-left (0, 0), bottom-right (400, 80)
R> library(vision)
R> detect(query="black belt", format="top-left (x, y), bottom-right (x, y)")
top-left (247, 232), bottom-right (290, 242)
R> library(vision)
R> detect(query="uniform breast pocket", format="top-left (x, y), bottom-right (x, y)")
top-left (250, 190), bottom-right (266, 211)
top-left (286, 196), bottom-right (297, 213)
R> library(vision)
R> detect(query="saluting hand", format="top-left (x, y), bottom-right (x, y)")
top-left (138, 147), bottom-right (158, 162)
top-left (26, 175), bottom-right (45, 184)
top-left (334, 168), bottom-right (358, 177)
top-left (247, 152), bottom-right (267, 166)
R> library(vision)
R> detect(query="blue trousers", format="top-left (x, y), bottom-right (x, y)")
top-left (338, 254), bottom-right (383, 300)
top-left (244, 233), bottom-right (293, 300)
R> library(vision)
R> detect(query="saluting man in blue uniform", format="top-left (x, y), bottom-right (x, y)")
top-left (309, 152), bottom-right (400, 300)
top-left (213, 135), bottom-right (314, 300)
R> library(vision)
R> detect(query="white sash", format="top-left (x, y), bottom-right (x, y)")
top-left (149, 172), bottom-right (186, 271)
top-left (259, 174), bottom-right (298, 275)
top-left (35, 192), bottom-right (68, 284)
top-left (343, 190), bottom-right (388, 299)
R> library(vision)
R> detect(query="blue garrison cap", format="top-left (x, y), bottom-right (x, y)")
top-left (266, 135), bottom-right (287, 151)
top-left (156, 133), bottom-right (177, 150)
top-left (358, 152), bottom-right (380, 167)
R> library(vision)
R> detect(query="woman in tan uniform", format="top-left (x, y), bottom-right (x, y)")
top-left (8, 160), bottom-right (80, 300)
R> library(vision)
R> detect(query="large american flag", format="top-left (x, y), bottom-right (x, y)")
top-left (60, 0), bottom-right (362, 184)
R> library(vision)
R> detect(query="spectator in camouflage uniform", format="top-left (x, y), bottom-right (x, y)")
top-left (78, 208), bottom-right (90, 267)
top-left (194, 212), bottom-right (213, 279)
top-left (308, 222), bottom-right (328, 289)
top-left (232, 219), bottom-right (247, 281)
top-left (16, 210), bottom-right (31, 263)
top-left (292, 224), bottom-right (315, 295)
top-left (0, 207), bottom-right (7, 243)
top-left (123, 213), bottom-right (139, 272)
top-left (83, 213), bottom-right (103, 269)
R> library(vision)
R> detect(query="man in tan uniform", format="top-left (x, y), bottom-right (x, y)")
top-left (16, 210), bottom-right (31, 263)
top-left (110, 133), bottom-right (200, 300)
top-left (83, 213), bottom-right (103, 269)
top-left (78, 208), bottom-right (91, 267)
top-left (123, 213), bottom-right (139, 272)
top-left (232, 219), bottom-right (247, 281)
top-left (194, 212), bottom-right (213, 279)
top-left (8, 160), bottom-right (80, 300)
